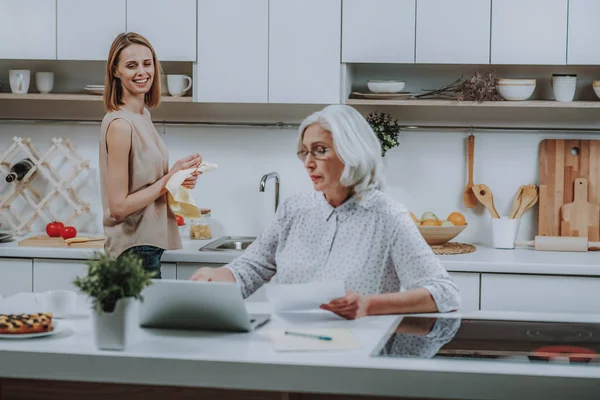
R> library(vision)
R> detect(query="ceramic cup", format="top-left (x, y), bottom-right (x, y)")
top-left (35, 290), bottom-right (77, 318)
top-left (35, 72), bottom-right (54, 94)
top-left (491, 217), bottom-right (521, 249)
top-left (9, 69), bottom-right (31, 94)
top-left (167, 74), bottom-right (192, 97)
top-left (551, 74), bottom-right (577, 102)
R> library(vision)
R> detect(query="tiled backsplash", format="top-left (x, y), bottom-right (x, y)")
top-left (1, 120), bottom-right (599, 246)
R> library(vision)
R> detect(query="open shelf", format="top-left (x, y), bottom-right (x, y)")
top-left (0, 93), bottom-right (192, 102)
top-left (346, 99), bottom-right (600, 108)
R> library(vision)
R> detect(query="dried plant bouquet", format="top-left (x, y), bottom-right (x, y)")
top-left (415, 72), bottom-right (503, 102)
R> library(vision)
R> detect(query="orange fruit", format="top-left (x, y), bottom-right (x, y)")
top-left (410, 212), bottom-right (419, 224)
top-left (421, 219), bottom-right (440, 227)
top-left (447, 212), bottom-right (466, 226)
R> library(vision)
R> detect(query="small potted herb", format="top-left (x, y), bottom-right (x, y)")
top-left (73, 251), bottom-right (154, 350)
top-left (366, 111), bottom-right (401, 156)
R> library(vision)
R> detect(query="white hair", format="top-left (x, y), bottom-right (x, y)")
top-left (297, 104), bottom-right (386, 195)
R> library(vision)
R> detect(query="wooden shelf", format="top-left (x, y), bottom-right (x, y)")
top-left (0, 93), bottom-right (192, 102)
top-left (346, 99), bottom-right (600, 108)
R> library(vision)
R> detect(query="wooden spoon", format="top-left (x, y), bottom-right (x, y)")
top-left (472, 183), bottom-right (500, 218)
top-left (514, 185), bottom-right (538, 219)
top-left (463, 135), bottom-right (477, 208)
top-left (509, 185), bottom-right (525, 219)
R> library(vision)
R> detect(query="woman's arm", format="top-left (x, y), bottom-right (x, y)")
top-left (106, 119), bottom-right (201, 221)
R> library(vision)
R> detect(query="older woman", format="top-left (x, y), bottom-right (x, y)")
top-left (191, 105), bottom-right (460, 319)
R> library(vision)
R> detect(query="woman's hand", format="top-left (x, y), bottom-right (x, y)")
top-left (189, 267), bottom-right (236, 283)
top-left (182, 170), bottom-right (201, 189)
top-left (320, 291), bottom-right (370, 320)
top-left (169, 153), bottom-right (203, 177)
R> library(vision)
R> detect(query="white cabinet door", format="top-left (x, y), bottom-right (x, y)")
top-left (57, 0), bottom-right (126, 60)
top-left (342, 0), bottom-right (415, 63)
top-left (567, 0), bottom-right (600, 65)
top-left (491, 0), bottom-right (567, 65)
top-left (0, 259), bottom-right (33, 298)
top-left (126, 0), bottom-right (196, 61)
top-left (269, 0), bottom-right (341, 104)
top-left (481, 274), bottom-right (600, 314)
top-left (416, 0), bottom-right (490, 64)
top-left (449, 272), bottom-right (479, 311)
top-left (196, 0), bottom-right (268, 103)
top-left (33, 259), bottom-right (88, 293)
top-left (176, 263), bottom-right (224, 280)
top-left (161, 262), bottom-right (176, 280)
top-left (0, 0), bottom-right (56, 60)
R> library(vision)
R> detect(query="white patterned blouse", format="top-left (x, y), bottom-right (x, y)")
top-left (224, 189), bottom-right (461, 312)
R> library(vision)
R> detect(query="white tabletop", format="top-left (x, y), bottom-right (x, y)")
top-left (0, 293), bottom-right (599, 399)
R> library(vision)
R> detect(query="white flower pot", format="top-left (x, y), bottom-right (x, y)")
top-left (91, 297), bottom-right (136, 351)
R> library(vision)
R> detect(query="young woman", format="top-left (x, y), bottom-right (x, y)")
top-left (99, 32), bottom-right (202, 278)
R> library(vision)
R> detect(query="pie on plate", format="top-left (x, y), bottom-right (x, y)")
top-left (0, 313), bottom-right (53, 334)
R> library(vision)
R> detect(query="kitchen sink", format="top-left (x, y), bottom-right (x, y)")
top-left (198, 236), bottom-right (257, 252)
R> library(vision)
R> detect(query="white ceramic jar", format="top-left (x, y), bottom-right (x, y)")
top-left (551, 74), bottom-right (577, 102)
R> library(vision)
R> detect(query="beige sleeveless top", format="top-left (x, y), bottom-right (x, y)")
top-left (99, 107), bottom-right (182, 258)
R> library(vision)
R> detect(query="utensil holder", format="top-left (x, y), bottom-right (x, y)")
top-left (491, 217), bottom-right (521, 249)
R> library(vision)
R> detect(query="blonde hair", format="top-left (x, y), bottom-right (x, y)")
top-left (298, 105), bottom-right (386, 195)
top-left (103, 32), bottom-right (161, 112)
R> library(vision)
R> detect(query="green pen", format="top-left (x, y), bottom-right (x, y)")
top-left (284, 331), bottom-right (333, 341)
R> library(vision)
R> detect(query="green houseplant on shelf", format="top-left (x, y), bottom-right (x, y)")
top-left (366, 111), bottom-right (401, 157)
top-left (73, 251), bottom-right (155, 350)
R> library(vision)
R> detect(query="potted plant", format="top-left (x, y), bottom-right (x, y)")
top-left (366, 111), bottom-right (401, 157)
top-left (73, 251), bottom-right (155, 350)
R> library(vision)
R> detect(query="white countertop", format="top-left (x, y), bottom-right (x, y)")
top-left (1, 233), bottom-right (600, 276)
top-left (0, 294), bottom-right (599, 400)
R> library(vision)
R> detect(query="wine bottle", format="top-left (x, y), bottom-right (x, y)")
top-left (5, 158), bottom-right (35, 183)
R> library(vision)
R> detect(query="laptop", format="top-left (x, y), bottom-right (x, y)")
top-left (138, 280), bottom-right (271, 332)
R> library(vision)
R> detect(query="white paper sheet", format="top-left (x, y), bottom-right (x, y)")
top-left (265, 328), bottom-right (361, 352)
top-left (265, 281), bottom-right (345, 312)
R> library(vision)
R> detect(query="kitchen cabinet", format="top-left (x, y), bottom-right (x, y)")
top-left (567, 0), bottom-right (600, 65)
top-left (126, 0), bottom-right (196, 62)
top-left (176, 262), bottom-right (224, 280)
top-left (269, 0), bottom-right (341, 104)
top-left (490, 0), bottom-right (568, 65)
top-left (480, 273), bottom-right (600, 314)
top-left (0, 0), bottom-right (56, 60)
top-left (57, 0), bottom-right (126, 60)
top-left (161, 262), bottom-right (176, 280)
top-left (196, 0), bottom-right (268, 103)
top-left (342, 0), bottom-right (415, 63)
top-left (448, 272), bottom-right (479, 311)
top-left (416, 0), bottom-right (490, 64)
top-left (0, 259), bottom-right (33, 298)
top-left (33, 259), bottom-right (88, 293)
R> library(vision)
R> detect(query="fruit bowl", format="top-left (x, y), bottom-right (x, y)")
top-left (418, 224), bottom-right (467, 246)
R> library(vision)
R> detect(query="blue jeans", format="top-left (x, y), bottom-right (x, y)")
top-left (119, 245), bottom-right (164, 279)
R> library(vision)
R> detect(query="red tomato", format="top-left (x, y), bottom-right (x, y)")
top-left (46, 221), bottom-right (64, 237)
top-left (175, 214), bottom-right (184, 226)
top-left (60, 226), bottom-right (77, 240)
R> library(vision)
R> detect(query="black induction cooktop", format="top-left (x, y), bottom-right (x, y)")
top-left (373, 316), bottom-right (600, 365)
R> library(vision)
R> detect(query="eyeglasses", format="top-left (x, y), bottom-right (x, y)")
top-left (297, 147), bottom-right (330, 161)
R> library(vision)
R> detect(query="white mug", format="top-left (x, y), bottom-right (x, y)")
top-left (35, 290), bottom-right (77, 318)
top-left (9, 69), bottom-right (31, 94)
top-left (35, 72), bottom-right (54, 94)
top-left (167, 74), bottom-right (192, 97)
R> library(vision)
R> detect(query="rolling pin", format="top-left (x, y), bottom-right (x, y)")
top-left (515, 236), bottom-right (600, 252)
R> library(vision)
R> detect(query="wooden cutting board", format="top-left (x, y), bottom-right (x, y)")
top-left (561, 178), bottom-right (600, 238)
top-left (18, 236), bottom-right (105, 248)
top-left (539, 139), bottom-right (600, 241)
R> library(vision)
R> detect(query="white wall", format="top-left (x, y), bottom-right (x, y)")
top-left (2, 120), bottom-right (598, 246)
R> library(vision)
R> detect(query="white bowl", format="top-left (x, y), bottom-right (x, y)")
top-left (496, 83), bottom-right (536, 101)
top-left (496, 78), bottom-right (536, 85)
top-left (367, 80), bottom-right (406, 93)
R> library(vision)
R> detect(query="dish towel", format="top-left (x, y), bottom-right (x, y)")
top-left (166, 161), bottom-right (218, 219)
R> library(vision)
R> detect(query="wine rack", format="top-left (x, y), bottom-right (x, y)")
top-left (0, 136), bottom-right (90, 235)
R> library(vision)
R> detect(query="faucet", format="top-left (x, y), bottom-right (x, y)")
top-left (259, 172), bottom-right (280, 213)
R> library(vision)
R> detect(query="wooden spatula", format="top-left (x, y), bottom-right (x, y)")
top-left (509, 185), bottom-right (525, 219)
top-left (472, 183), bottom-right (500, 218)
top-left (514, 185), bottom-right (539, 219)
top-left (463, 135), bottom-right (478, 208)
top-left (561, 178), bottom-right (600, 241)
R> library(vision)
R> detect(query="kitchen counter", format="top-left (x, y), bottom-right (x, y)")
top-left (1, 233), bottom-right (600, 276)
top-left (0, 296), bottom-right (599, 400)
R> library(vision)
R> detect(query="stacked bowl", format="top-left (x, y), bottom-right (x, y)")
top-left (496, 78), bottom-right (536, 101)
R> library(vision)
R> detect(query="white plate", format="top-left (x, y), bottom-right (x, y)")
top-left (0, 321), bottom-right (66, 339)
top-left (0, 233), bottom-right (13, 243)
top-left (84, 84), bottom-right (105, 88)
